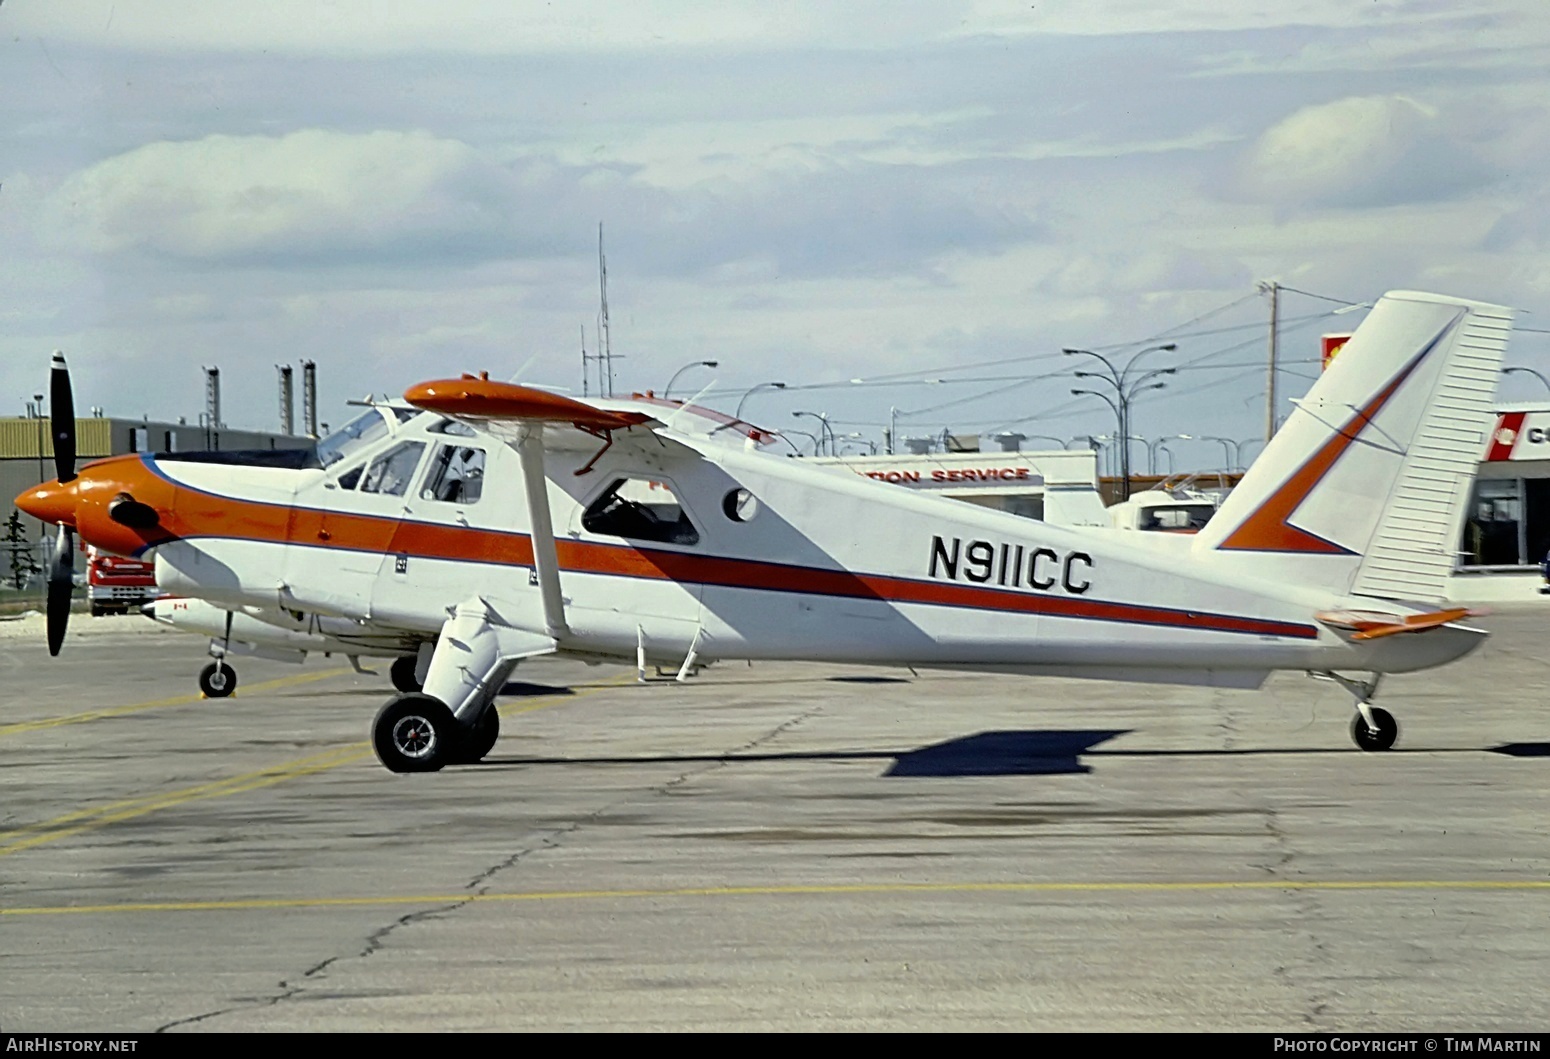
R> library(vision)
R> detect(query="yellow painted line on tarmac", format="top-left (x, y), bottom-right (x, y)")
top-left (0, 745), bottom-right (374, 856)
top-left (0, 667), bottom-right (354, 739)
top-left (0, 674), bottom-right (636, 858)
top-left (3, 878), bottom-right (1549, 917)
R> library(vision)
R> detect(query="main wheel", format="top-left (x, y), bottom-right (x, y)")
top-left (373, 693), bottom-right (457, 773)
top-left (457, 707), bottom-right (501, 764)
top-left (199, 661), bottom-right (237, 698)
top-left (1351, 706), bottom-right (1398, 752)
top-left (390, 654), bottom-right (423, 693)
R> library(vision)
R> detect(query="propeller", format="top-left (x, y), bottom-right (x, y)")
top-left (45, 351), bottom-right (77, 656)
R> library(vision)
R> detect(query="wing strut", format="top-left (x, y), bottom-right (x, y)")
top-left (516, 424), bottom-right (570, 639)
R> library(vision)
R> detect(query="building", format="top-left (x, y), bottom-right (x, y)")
top-left (2, 414), bottom-right (313, 553)
top-left (807, 447), bottom-right (1112, 526)
top-left (1461, 404), bottom-right (1550, 572)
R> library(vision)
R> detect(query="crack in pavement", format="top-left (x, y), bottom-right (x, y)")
top-left (163, 700), bottom-right (825, 1028)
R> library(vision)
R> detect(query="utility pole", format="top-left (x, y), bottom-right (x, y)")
top-left (1261, 280), bottom-right (1280, 442)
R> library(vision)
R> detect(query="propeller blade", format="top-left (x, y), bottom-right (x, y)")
top-left (50, 350), bottom-right (77, 484)
top-left (46, 525), bottom-right (74, 656)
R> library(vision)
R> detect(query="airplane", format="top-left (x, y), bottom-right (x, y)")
top-left (14, 290), bottom-right (1513, 774)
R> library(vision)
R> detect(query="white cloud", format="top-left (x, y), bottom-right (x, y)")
top-left (7, 2), bottom-right (957, 55)
top-left (15, 1), bottom-right (1525, 55)
top-left (1042, 251), bottom-right (1250, 299)
top-left (1233, 95), bottom-right (1495, 210)
top-left (40, 130), bottom-right (1040, 278)
top-left (43, 129), bottom-right (528, 262)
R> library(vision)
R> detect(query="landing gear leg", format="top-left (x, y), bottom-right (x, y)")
top-left (1312, 671), bottom-right (1396, 751)
top-left (200, 611), bottom-right (238, 698)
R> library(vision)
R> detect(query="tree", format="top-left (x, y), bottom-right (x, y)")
top-left (5, 509), bottom-right (41, 590)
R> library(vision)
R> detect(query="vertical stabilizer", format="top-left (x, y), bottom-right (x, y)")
top-left (1193, 291), bottom-right (1512, 603)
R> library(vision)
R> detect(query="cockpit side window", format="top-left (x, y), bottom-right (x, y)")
top-left (421, 445), bottom-right (486, 504)
top-left (582, 478), bottom-right (699, 545)
top-left (316, 409), bottom-right (393, 468)
top-left (360, 441), bottom-right (426, 497)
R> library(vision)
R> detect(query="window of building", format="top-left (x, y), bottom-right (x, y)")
top-left (421, 445), bottom-right (486, 504)
top-left (359, 441), bottom-right (426, 497)
top-left (582, 478), bottom-right (699, 545)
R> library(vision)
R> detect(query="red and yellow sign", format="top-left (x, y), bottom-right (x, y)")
top-left (1322, 333), bottom-right (1352, 371)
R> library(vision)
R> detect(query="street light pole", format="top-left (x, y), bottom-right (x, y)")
top-left (1148, 434), bottom-right (1192, 476)
top-left (1200, 435), bottom-right (1240, 473)
top-left (31, 393), bottom-right (45, 488)
top-left (1501, 366), bottom-right (1550, 397)
top-left (725, 382), bottom-right (786, 424)
top-left (664, 360), bottom-right (719, 400)
top-left (1067, 342), bottom-right (1176, 501)
top-left (793, 411), bottom-right (835, 456)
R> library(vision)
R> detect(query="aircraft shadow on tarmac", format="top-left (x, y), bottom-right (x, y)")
top-left (477, 731), bottom-right (1550, 776)
top-left (480, 729), bottom-right (1129, 777)
top-left (1491, 742), bottom-right (1550, 757)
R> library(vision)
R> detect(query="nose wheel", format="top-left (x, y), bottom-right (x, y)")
top-left (199, 661), bottom-right (237, 698)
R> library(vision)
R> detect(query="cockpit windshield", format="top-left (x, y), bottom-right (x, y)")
top-left (316, 409), bottom-right (394, 468)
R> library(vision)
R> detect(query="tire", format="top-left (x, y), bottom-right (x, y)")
top-left (458, 707), bottom-right (500, 764)
top-left (1351, 706), bottom-right (1398, 752)
top-left (390, 654), bottom-right (423, 693)
top-left (199, 661), bottom-right (237, 698)
top-left (373, 693), bottom-right (456, 773)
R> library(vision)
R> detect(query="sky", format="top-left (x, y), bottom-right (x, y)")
top-left (5, 1), bottom-right (1550, 471)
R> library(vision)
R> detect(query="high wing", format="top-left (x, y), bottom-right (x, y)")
top-left (404, 374), bottom-right (776, 468)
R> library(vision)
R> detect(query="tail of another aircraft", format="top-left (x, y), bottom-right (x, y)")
top-left (1192, 290), bottom-right (1513, 604)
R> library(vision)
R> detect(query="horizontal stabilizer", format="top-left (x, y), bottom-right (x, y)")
top-left (1316, 606), bottom-right (1478, 641)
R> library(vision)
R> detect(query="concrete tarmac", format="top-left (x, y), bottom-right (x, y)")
top-left (1, 609), bottom-right (1548, 1032)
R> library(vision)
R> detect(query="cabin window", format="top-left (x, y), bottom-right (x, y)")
top-left (360, 441), bottom-right (426, 497)
top-left (335, 464), bottom-right (364, 490)
top-left (317, 409), bottom-right (393, 468)
top-left (582, 478), bottom-right (700, 545)
top-left (422, 445), bottom-right (486, 504)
